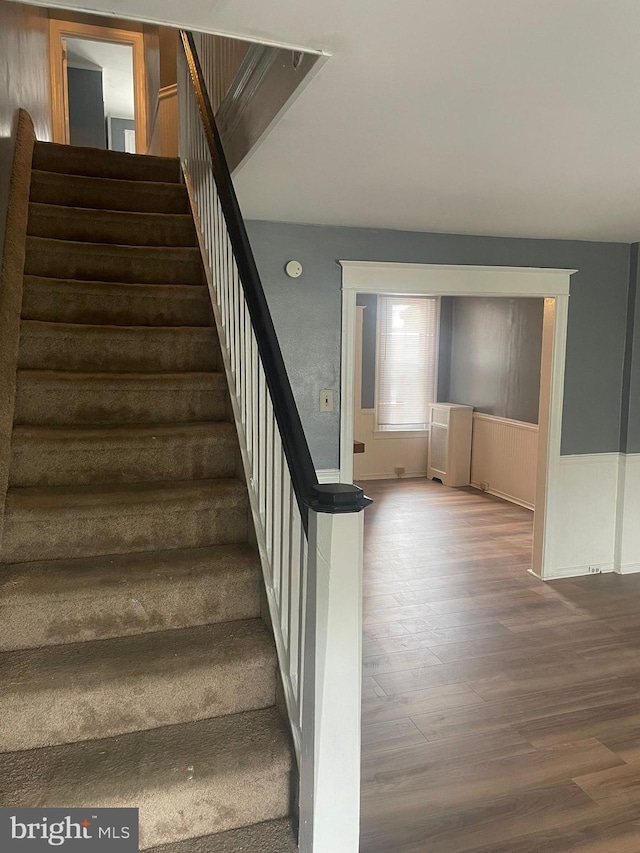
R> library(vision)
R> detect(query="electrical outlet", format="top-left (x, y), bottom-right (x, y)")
top-left (394, 466), bottom-right (405, 477)
top-left (320, 390), bottom-right (334, 412)
top-left (588, 566), bottom-right (601, 574)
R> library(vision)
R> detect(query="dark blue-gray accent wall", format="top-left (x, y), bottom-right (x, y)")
top-left (443, 296), bottom-right (544, 425)
top-left (622, 242), bottom-right (640, 453)
top-left (246, 220), bottom-right (630, 470)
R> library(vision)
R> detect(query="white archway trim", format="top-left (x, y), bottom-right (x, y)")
top-left (339, 261), bottom-right (576, 580)
top-left (339, 261), bottom-right (572, 296)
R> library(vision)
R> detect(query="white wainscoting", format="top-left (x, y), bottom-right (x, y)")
top-left (544, 453), bottom-right (620, 578)
top-left (616, 453), bottom-right (640, 574)
top-left (470, 414), bottom-right (538, 510)
top-left (544, 452), bottom-right (640, 579)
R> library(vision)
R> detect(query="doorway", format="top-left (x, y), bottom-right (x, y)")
top-left (49, 19), bottom-right (147, 153)
top-left (339, 262), bottom-right (574, 580)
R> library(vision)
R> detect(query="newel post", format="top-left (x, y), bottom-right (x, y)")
top-left (299, 484), bottom-right (372, 853)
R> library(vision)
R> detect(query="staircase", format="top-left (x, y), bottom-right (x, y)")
top-left (0, 141), bottom-right (297, 852)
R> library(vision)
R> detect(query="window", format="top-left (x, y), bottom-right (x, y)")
top-left (376, 296), bottom-right (438, 431)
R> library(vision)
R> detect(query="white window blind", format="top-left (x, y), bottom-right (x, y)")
top-left (376, 296), bottom-right (438, 430)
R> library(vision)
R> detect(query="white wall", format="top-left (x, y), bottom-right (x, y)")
top-left (353, 409), bottom-right (428, 480)
top-left (352, 305), bottom-right (428, 481)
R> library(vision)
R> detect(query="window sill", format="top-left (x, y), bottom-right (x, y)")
top-left (372, 428), bottom-right (430, 440)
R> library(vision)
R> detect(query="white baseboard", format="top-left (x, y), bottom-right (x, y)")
top-left (470, 481), bottom-right (534, 511)
top-left (616, 562), bottom-right (640, 575)
top-left (316, 469), bottom-right (341, 484)
top-left (544, 562), bottom-right (615, 579)
top-left (356, 472), bottom-right (427, 481)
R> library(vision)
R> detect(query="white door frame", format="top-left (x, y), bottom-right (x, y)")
top-left (339, 261), bottom-right (575, 579)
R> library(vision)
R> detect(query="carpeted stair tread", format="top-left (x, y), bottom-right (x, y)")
top-left (30, 170), bottom-right (190, 214)
top-left (0, 619), bottom-right (276, 750)
top-left (15, 369), bottom-right (228, 425)
top-left (4, 477), bottom-right (245, 509)
top-left (1, 479), bottom-right (248, 562)
top-left (28, 203), bottom-right (197, 247)
top-left (25, 236), bottom-right (204, 285)
top-left (0, 544), bottom-right (261, 650)
top-left (22, 277), bottom-right (213, 327)
top-left (10, 422), bottom-right (237, 486)
top-left (2, 140), bottom-right (294, 845)
top-left (0, 706), bottom-right (293, 849)
top-left (18, 320), bottom-right (220, 373)
top-left (148, 819), bottom-right (298, 853)
top-left (32, 142), bottom-right (181, 183)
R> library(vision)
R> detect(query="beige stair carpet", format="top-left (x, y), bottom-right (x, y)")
top-left (0, 141), bottom-right (294, 852)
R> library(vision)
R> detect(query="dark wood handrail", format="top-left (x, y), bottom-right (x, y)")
top-left (180, 31), bottom-right (371, 528)
top-left (180, 30), bottom-right (318, 528)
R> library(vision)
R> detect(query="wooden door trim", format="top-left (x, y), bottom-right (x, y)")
top-left (49, 19), bottom-right (147, 153)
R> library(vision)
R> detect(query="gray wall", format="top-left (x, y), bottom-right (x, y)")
top-left (623, 243), bottom-right (640, 453)
top-left (68, 67), bottom-right (106, 149)
top-left (246, 220), bottom-right (630, 470)
top-left (0, 0), bottom-right (51, 271)
top-left (355, 293), bottom-right (376, 409)
top-left (437, 295), bottom-right (453, 403)
top-left (444, 297), bottom-right (544, 424)
top-left (109, 117), bottom-right (135, 152)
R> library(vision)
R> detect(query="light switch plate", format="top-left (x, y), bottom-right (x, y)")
top-left (320, 390), bottom-right (334, 412)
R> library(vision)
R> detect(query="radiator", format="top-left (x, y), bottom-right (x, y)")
top-left (470, 413), bottom-right (538, 510)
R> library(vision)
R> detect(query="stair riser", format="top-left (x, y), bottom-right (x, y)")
top-left (139, 775), bottom-right (290, 850)
top-left (0, 709), bottom-right (293, 850)
top-left (2, 497), bottom-right (249, 563)
top-left (9, 433), bottom-right (237, 487)
top-left (0, 654), bottom-right (276, 752)
top-left (25, 240), bottom-right (204, 286)
top-left (30, 172), bottom-right (190, 214)
top-left (0, 563), bottom-right (261, 651)
top-left (28, 205), bottom-right (197, 247)
top-left (144, 820), bottom-right (299, 853)
top-left (32, 143), bottom-right (181, 183)
top-left (19, 325), bottom-right (220, 373)
top-left (22, 280), bottom-right (213, 327)
top-left (15, 381), bottom-right (228, 426)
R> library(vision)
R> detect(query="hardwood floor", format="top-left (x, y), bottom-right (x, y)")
top-left (359, 478), bottom-right (640, 853)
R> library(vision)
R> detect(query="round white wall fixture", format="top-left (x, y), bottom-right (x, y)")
top-left (285, 260), bottom-right (303, 278)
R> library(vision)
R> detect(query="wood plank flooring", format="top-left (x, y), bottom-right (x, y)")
top-left (359, 478), bottom-right (640, 853)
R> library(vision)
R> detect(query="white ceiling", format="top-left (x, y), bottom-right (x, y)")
top-left (34, 0), bottom-right (640, 241)
top-left (66, 37), bottom-right (134, 119)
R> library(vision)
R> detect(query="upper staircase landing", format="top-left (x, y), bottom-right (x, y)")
top-left (32, 142), bottom-right (182, 182)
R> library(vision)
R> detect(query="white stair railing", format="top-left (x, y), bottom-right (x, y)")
top-left (178, 32), bottom-right (370, 853)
